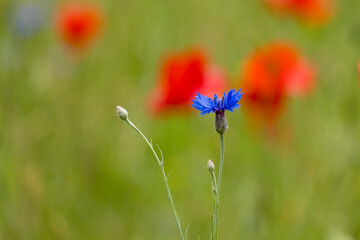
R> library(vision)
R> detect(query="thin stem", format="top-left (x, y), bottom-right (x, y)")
top-left (210, 170), bottom-right (217, 240)
top-left (213, 133), bottom-right (225, 240)
top-left (217, 134), bottom-right (225, 196)
top-left (125, 118), bottom-right (185, 240)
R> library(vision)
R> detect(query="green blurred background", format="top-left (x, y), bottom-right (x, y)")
top-left (1, 0), bottom-right (360, 239)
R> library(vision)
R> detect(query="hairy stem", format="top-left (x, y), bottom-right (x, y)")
top-left (210, 170), bottom-right (217, 240)
top-left (217, 134), bottom-right (225, 197)
top-left (125, 118), bottom-right (186, 240)
top-left (213, 134), bottom-right (225, 240)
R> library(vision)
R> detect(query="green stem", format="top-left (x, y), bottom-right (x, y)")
top-left (210, 170), bottom-right (217, 240)
top-left (213, 134), bottom-right (225, 240)
top-left (125, 118), bottom-right (185, 240)
top-left (217, 134), bottom-right (225, 197)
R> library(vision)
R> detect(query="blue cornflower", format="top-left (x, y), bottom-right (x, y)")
top-left (191, 88), bottom-right (244, 115)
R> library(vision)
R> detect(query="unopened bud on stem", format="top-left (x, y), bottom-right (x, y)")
top-left (207, 159), bottom-right (215, 171)
top-left (116, 106), bottom-right (128, 120)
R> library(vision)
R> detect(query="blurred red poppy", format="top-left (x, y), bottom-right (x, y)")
top-left (148, 49), bottom-right (226, 115)
top-left (55, 2), bottom-right (102, 50)
top-left (263, 0), bottom-right (333, 24)
top-left (241, 43), bottom-right (316, 124)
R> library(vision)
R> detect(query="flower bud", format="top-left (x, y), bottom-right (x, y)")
top-left (207, 159), bottom-right (215, 171)
top-left (116, 106), bottom-right (128, 120)
top-left (215, 110), bottom-right (228, 134)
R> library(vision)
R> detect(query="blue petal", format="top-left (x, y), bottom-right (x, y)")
top-left (191, 89), bottom-right (244, 115)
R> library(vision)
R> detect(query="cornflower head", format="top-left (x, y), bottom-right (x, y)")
top-left (192, 88), bottom-right (244, 134)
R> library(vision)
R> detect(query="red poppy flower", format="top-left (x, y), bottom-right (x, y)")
top-left (147, 49), bottom-right (226, 115)
top-left (263, 0), bottom-right (333, 24)
top-left (55, 2), bottom-right (102, 50)
top-left (241, 43), bottom-right (316, 124)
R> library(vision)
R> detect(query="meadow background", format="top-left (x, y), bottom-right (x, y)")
top-left (1, 0), bottom-right (360, 239)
